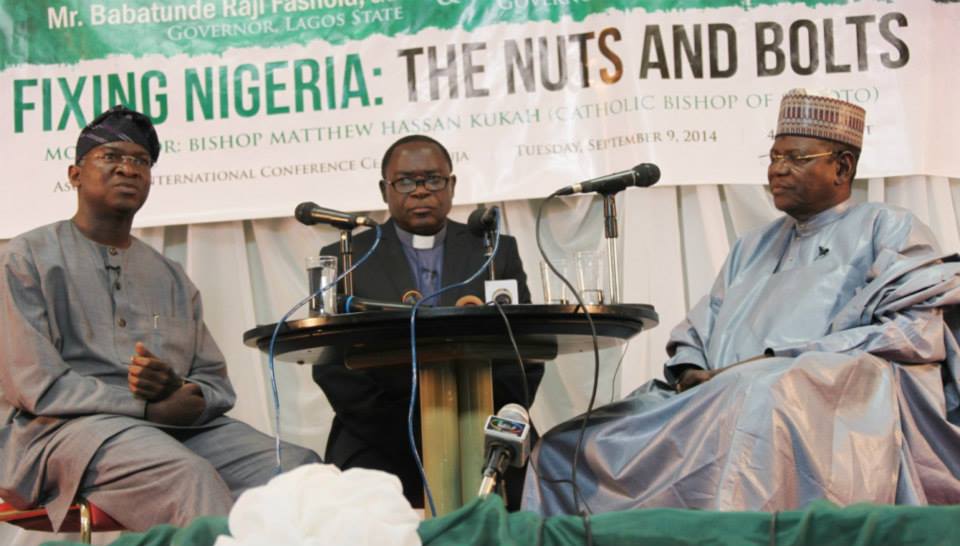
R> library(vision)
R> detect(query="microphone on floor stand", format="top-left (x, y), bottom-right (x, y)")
top-left (478, 404), bottom-right (531, 498)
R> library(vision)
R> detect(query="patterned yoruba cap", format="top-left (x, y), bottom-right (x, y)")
top-left (76, 105), bottom-right (160, 165)
top-left (775, 89), bottom-right (865, 149)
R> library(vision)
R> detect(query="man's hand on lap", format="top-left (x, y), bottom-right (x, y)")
top-left (128, 341), bottom-right (183, 401)
top-left (676, 368), bottom-right (721, 393)
top-left (145, 383), bottom-right (206, 426)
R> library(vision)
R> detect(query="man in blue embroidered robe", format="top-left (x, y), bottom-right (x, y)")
top-left (522, 90), bottom-right (960, 514)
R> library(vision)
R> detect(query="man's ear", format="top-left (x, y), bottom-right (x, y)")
top-left (836, 151), bottom-right (856, 185)
top-left (448, 175), bottom-right (456, 198)
top-left (68, 164), bottom-right (81, 188)
top-left (379, 180), bottom-right (388, 202)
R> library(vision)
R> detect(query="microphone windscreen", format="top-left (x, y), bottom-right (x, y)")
top-left (633, 163), bottom-right (661, 187)
top-left (294, 202), bottom-right (319, 225)
top-left (497, 403), bottom-right (529, 424)
top-left (467, 207), bottom-right (488, 236)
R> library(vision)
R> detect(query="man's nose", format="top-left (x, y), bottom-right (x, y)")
top-left (768, 160), bottom-right (790, 177)
top-left (408, 181), bottom-right (432, 197)
top-left (114, 161), bottom-right (141, 177)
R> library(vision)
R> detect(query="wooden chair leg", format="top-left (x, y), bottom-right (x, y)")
top-left (78, 499), bottom-right (92, 544)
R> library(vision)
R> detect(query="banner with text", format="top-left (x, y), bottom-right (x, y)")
top-left (1, 0), bottom-right (957, 237)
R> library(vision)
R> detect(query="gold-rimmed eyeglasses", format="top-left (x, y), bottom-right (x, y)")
top-left (383, 175), bottom-right (451, 194)
top-left (764, 150), bottom-right (835, 168)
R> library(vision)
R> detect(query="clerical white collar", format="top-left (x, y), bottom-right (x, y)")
top-left (792, 199), bottom-right (852, 237)
top-left (394, 222), bottom-right (447, 250)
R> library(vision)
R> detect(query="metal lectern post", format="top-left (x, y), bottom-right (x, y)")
top-left (601, 193), bottom-right (621, 304)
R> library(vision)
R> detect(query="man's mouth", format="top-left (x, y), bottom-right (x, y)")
top-left (113, 182), bottom-right (141, 194)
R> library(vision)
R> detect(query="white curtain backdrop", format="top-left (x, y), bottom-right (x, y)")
top-left (2, 176), bottom-right (958, 544)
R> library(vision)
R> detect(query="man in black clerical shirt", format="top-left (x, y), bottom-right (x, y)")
top-left (313, 134), bottom-right (540, 508)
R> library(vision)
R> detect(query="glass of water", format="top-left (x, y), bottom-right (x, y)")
top-left (540, 259), bottom-right (572, 304)
top-left (575, 250), bottom-right (605, 305)
top-left (306, 255), bottom-right (338, 316)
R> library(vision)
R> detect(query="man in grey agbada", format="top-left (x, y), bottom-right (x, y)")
top-left (0, 106), bottom-right (319, 531)
top-left (523, 89), bottom-right (960, 515)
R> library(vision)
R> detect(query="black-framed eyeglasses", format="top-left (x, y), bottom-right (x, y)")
top-left (383, 175), bottom-right (451, 194)
top-left (82, 151), bottom-right (152, 169)
top-left (764, 150), bottom-right (835, 169)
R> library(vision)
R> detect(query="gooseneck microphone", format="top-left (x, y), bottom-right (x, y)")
top-left (469, 205), bottom-right (501, 281)
top-left (555, 163), bottom-right (661, 196)
top-left (294, 202), bottom-right (379, 229)
top-left (478, 403), bottom-right (531, 498)
top-left (467, 205), bottom-right (500, 236)
top-left (337, 291), bottom-right (423, 313)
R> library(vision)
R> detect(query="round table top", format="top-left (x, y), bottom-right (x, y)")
top-left (243, 303), bottom-right (658, 367)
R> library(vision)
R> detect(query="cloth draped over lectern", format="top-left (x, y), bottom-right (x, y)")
top-left (522, 202), bottom-right (960, 515)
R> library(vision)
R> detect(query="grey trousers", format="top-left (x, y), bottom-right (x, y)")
top-left (74, 419), bottom-right (319, 531)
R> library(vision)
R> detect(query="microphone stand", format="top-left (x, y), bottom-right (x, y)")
top-left (601, 193), bottom-right (621, 304)
top-left (477, 448), bottom-right (511, 498)
top-left (483, 230), bottom-right (496, 280)
top-left (338, 230), bottom-right (354, 296)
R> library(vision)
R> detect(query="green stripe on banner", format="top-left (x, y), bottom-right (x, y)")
top-left (0, 0), bottom-right (853, 71)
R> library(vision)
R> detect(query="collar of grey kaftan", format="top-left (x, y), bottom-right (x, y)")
top-left (793, 198), bottom-right (853, 237)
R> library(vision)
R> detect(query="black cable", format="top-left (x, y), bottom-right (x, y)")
top-left (581, 512), bottom-right (594, 546)
top-left (533, 192), bottom-right (601, 522)
top-left (490, 299), bottom-right (531, 410)
top-left (609, 342), bottom-right (630, 404)
top-left (490, 297), bottom-right (584, 511)
top-left (769, 511), bottom-right (779, 546)
top-left (490, 298), bottom-right (544, 509)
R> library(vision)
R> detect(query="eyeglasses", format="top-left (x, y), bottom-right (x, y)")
top-left (765, 150), bottom-right (835, 168)
top-left (383, 175), bottom-right (451, 194)
top-left (83, 151), bottom-right (152, 168)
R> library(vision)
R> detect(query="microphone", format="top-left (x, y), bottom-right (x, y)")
top-left (338, 290), bottom-right (423, 313)
top-left (455, 295), bottom-right (484, 307)
top-left (400, 290), bottom-right (423, 306)
top-left (338, 295), bottom-right (407, 313)
top-left (467, 205), bottom-right (500, 236)
top-left (490, 286), bottom-right (514, 305)
top-left (294, 202), bottom-right (378, 229)
top-left (469, 205), bottom-right (501, 282)
top-left (477, 403), bottom-right (531, 498)
top-left (555, 163), bottom-right (661, 196)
